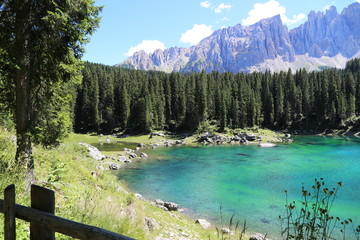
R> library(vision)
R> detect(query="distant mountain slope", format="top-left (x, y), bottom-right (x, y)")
top-left (118, 3), bottom-right (360, 73)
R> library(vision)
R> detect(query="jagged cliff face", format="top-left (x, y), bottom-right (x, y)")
top-left (118, 3), bottom-right (360, 73)
top-left (289, 4), bottom-right (360, 58)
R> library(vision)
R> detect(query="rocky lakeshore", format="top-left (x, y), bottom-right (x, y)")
top-left (80, 129), bottom-right (293, 171)
top-left (78, 129), bottom-right (289, 239)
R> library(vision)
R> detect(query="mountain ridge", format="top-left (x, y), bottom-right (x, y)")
top-left (118, 2), bottom-right (360, 73)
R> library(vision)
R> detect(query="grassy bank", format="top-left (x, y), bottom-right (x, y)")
top-left (1, 128), bottom-right (252, 240)
top-left (113, 127), bottom-right (286, 147)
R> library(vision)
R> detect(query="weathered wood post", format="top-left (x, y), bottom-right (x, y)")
top-left (30, 185), bottom-right (55, 240)
top-left (4, 184), bottom-right (16, 240)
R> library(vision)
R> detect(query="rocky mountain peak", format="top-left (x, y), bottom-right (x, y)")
top-left (118, 3), bottom-right (360, 73)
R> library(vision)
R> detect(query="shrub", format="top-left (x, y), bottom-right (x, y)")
top-left (279, 178), bottom-right (360, 240)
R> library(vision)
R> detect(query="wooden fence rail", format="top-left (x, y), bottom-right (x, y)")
top-left (0, 184), bottom-right (135, 240)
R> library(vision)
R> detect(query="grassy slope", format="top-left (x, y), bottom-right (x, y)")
top-left (0, 129), bottom-right (229, 240)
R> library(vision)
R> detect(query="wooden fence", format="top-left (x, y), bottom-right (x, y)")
top-left (0, 184), bottom-right (135, 240)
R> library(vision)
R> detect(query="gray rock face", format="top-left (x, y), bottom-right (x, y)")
top-left (289, 3), bottom-right (360, 58)
top-left (164, 201), bottom-right (180, 211)
top-left (128, 153), bottom-right (138, 159)
top-left (119, 3), bottom-right (360, 73)
top-left (109, 163), bottom-right (121, 170)
top-left (140, 152), bottom-right (148, 158)
top-left (154, 199), bottom-right (180, 211)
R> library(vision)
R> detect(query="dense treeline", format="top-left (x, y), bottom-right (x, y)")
top-left (74, 59), bottom-right (360, 134)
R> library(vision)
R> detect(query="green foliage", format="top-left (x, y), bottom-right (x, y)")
top-left (0, 0), bottom-right (102, 167)
top-left (126, 193), bottom-right (135, 206)
top-left (75, 59), bottom-right (360, 135)
top-left (279, 179), bottom-right (360, 240)
top-left (0, 131), bottom-right (215, 240)
top-left (47, 160), bottom-right (66, 186)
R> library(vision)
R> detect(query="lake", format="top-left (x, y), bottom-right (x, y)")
top-left (113, 136), bottom-right (360, 239)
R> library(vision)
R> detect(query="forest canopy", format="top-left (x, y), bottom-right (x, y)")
top-left (73, 59), bottom-right (360, 134)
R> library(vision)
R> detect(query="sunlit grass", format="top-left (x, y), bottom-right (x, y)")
top-left (0, 129), bottom-right (217, 239)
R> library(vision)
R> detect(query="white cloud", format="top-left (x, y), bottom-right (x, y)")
top-left (200, 1), bottom-right (211, 8)
top-left (323, 5), bottom-right (331, 11)
top-left (200, 1), bottom-right (232, 14)
top-left (214, 3), bottom-right (232, 13)
top-left (126, 40), bottom-right (166, 56)
top-left (242, 0), bottom-right (305, 27)
top-left (356, 0), bottom-right (360, 3)
top-left (282, 13), bottom-right (306, 25)
top-left (180, 24), bottom-right (213, 46)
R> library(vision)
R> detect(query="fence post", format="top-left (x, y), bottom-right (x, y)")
top-left (4, 184), bottom-right (16, 240)
top-left (30, 185), bottom-right (55, 240)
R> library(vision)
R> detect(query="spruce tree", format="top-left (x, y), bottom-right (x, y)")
top-left (0, 0), bottom-right (101, 169)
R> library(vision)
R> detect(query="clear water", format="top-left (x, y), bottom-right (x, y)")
top-left (117, 136), bottom-right (360, 239)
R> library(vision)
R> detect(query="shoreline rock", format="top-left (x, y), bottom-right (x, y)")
top-left (155, 199), bottom-right (180, 211)
top-left (195, 219), bottom-right (211, 229)
top-left (79, 143), bottom-right (106, 161)
top-left (250, 233), bottom-right (271, 240)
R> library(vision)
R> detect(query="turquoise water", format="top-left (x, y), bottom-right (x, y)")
top-left (117, 136), bottom-right (360, 239)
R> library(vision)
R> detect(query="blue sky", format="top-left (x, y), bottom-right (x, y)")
top-left (83, 0), bottom-right (359, 66)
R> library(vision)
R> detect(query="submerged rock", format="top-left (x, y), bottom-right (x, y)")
top-left (258, 143), bottom-right (277, 148)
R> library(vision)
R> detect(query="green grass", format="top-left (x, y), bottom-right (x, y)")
top-left (0, 129), bottom-right (220, 240)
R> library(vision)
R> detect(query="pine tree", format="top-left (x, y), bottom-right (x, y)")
top-left (195, 71), bottom-right (208, 124)
top-left (115, 72), bottom-right (130, 130)
top-left (345, 71), bottom-right (356, 117)
top-left (0, 0), bottom-right (101, 168)
top-left (75, 67), bottom-right (99, 132)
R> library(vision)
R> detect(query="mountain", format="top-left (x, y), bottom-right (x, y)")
top-left (118, 3), bottom-right (360, 73)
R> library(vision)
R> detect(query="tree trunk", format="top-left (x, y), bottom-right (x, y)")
top-left (15, 69), bottom-right (33, 171)
top-left (14, 0), bottom-right (34, 184)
